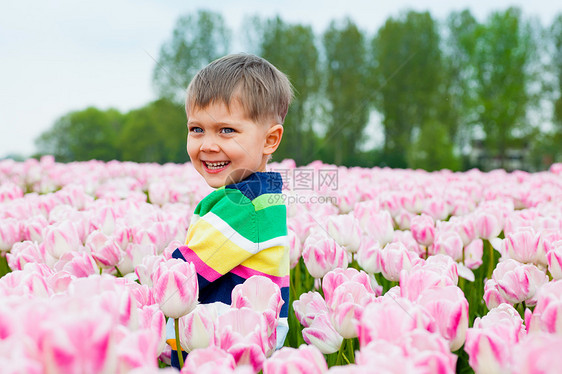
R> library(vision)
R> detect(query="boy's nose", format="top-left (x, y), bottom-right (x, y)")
top-left (200, 136), bottom-right (220, 152)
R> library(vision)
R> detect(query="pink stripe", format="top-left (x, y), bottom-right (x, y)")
top-left (177, 246), bottom-right (222, 282)
top-left (231, 265), bottom-right (290, 287)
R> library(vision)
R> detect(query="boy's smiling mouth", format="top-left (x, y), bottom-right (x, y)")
top-left (202, 161), bottom-right (231, 173)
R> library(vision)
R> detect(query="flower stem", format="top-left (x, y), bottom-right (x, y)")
top-left (115, 266), bottom-right (123, 277)
top-left (174, 318), bottom-right (184, 369)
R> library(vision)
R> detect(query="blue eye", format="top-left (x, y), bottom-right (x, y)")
top-left (189, 127), bottom-right (203, 133)
top-left (221, 128), bottom-right (235, 134)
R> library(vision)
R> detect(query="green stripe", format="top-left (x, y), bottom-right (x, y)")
top-left (195, 188), bottom-right (287, 243)
top-left (252, 193), bottom-right (286, 211)
top-left (256, 205), bottom-right (287, 241)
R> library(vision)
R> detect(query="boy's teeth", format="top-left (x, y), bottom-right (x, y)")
top-left (205, 161), bottom-right (229, 169)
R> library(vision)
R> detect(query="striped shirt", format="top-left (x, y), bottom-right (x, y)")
top-left (169, 171), bottom-right (290, 346)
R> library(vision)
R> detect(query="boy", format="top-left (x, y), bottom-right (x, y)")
top-left (166, 53), bottom-right (293, 367)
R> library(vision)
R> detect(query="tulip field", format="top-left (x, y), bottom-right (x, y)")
top-left (2, 156), bottom-right (562, 373)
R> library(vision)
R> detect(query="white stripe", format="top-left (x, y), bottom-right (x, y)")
top-left (202, 212), bottom-right (288, 255)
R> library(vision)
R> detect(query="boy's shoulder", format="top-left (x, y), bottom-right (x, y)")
top-left (195, 171), bottom-right (284, 215)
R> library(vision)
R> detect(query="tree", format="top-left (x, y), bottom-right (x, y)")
top-left (120, 99), bottom-right (187, 163)
top-left (371, 11), bottom-right (448, 168)
top-left (552, 14), bottom-right (562, 150)
top-left (322, 18), bottom-right (370, 166)
top-left (469, 8), bottom-right (539, 167)
top-left (444, 10), bottom-right (481, 157)
top-left (152, 10), bottom-right (230, 103)
top-left (406, 119), bottom-right (461, 171)
top-left (35, 107), bottom-right (123, 162)
top-left (254, 16), bottom-right (321, 165)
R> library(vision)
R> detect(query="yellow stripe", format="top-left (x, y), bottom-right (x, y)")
top-left (252, 193), bottom-right (285, 211)
top-left (241, 245), bottom-right (290, 277)
top-left (187, 219), bottom-right (253, 275)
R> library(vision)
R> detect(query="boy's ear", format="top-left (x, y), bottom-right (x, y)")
top-left (263, 124), bottom-right (284, 155)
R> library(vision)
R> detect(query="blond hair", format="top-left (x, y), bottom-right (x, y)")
top-left (186, 53), bottom-right (293, 125)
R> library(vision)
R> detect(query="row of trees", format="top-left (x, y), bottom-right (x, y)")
top-left (36, 8), bottom-right (562, 171)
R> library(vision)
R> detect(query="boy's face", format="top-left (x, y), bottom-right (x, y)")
top-left (186, 99), bottom-right (280, 188)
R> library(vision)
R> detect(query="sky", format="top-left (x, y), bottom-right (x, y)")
top-left (1, 0), bottom-right (560, 159)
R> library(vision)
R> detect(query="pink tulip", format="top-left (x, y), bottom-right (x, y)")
top-left (356, 236), bottom-right (381, 274)
top-left (326, 214), bottom-right (362, 253)
top-left (134, 255), bottom-right (166, 287)
top-left (6, 241), bottom-right (45, 271)
top-left (138, 305), bottom-right (166, 355)
top-left (547, 240), bottom-right (562, 280)
top-left (357, 209), bottom-right (394, 246)
top-left (400, 257), bottom-right (458, 302)
top-left (55, 251), bottom-right (100, 278)
top-left (85, 230), bottom-right (123, 269)
top-left (0, 267), bottom-right (51, 298)
top-left (293, 291), bottom-right (329, 328)
top-left (36, 306), bottom-right (117, 374)
top-left (43, 221), bottom-right (81, 259)
top-left (464, 239), bottom-right (483, 269)
top-left (215, 307), bottom-right (269, 371)
top-left (231, 276), bottom-right (284, 353)
top-left (128, 283), bottom-right (156, 308)
top-left (181, 346), bottom-right (236, 374)
top-left (394, 209), bottom-right (415, 230)
top-left (483, 279), bottom-right (509, 310)
top-left (401, 191), bottom-right (424, 214)
top-left (302, 234), bottom-right (348, 279)
top-left (446, 216), bottom-right (477, 247)
top-left (410, 214), bottom-right (435, 247)
top-left (116, 328), bottom-right (159, 371)
top-left (417, 285), bottom-right (469, 351)
top-left (423, 197), bottom-right (449, 221)
top-left (492, 259), bottom-right (549, 305)
top-left (526, 279), bottom-right (562, 335)
top-left (0, 181), bottom-right (23, 202)
top-left (152, 258), bottom-right (199, 319)
top-left (178, 304), bottom-right (217, 353)
top-left (288, 228), bottom-right (302, 269)
top-left (232, 276), bottom-right (283, 319)
top-left (263, 344), bottom-right (328, 374)
top-left (432, 230), bottom-right (464, 261)
top-left (503, 227), bottom-right (547, 266)
top-left (119, 242), bottom-right (157, 274)
top-left (474, 210), bottom-right (502, 240)
top-left (356, 340), bottom-right (413, 373)
top-left (379, 242), bottom-right (422, 282)
top-left (0, 218), bottom-right (21, 252)
top-left (329, 280), bottom-right (377, 338)
top-left (358, 295), bottom-right (436, 346)
top-left (22, 215), bottom-right (49, 243)
top-left (322, 268), bottom-right (375, 305)
top-left (302, 313), bottom-right (343, 354)
top-left (391, 230), bottom-right (423, 256)
top-left (510, 333), bottom-right (562, 374)
top-left (399, 329), bottom-right (457, 373)
top-left (464, 304), bottom-right (525, 374)
top-left (91, 205), bottom-right (117, 236)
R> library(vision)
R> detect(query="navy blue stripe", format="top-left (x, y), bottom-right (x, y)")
top-left (168, 248), bottom-right (289, 316)
top-left (225, 172), bottom-right (283, 200)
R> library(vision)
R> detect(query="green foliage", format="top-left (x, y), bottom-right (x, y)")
top-left (406, 120), bottom-right (461, 171)
top-left (552, 14), bottom-right (562, 130)
top-left (35, 9), bottom-right (560, 171)
top-left (322, 18), bottom-right (370, 166)
top-left (254, 16), bottom-right (322, 165)
top-left (465, 8), bottom-right (539, 167)
top-left (371, 11), bottom-right (447, 168)
top-left (152, 10), bottom-right (230, 103)
top-left (120, 99), bottom-right (187, 164)
top-left (35, 107), bottom-right (124, 162)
